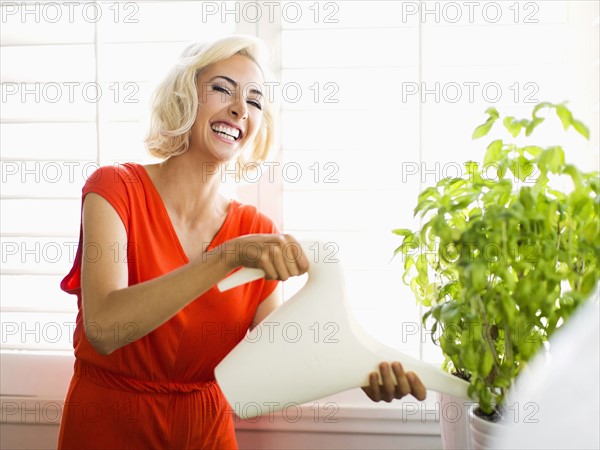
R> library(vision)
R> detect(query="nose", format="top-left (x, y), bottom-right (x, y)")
top-left (229, 94), bottom-right (248, 120)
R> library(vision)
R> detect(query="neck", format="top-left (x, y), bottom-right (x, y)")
top-left (150, 151), bottom-right (229, 225)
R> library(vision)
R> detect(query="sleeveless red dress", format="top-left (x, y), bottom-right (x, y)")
top-left (58, 163), bottom-right (279, 449)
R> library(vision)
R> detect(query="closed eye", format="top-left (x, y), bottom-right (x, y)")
top-left (212, 83), bottom-right (262, 110)
top-left (212, 84), bottom-right (231, 95)
top-left (247, 99), bottom-right (263, 110)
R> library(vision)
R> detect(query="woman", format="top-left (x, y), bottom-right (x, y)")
top-left (58, 35), bottom-right (426, 449)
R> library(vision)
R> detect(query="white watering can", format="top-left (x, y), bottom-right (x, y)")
top-left (214, 241), bottom-right (469, 419)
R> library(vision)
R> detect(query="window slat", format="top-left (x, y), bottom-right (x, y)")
top-left (282, 150), bottom-right (422, 192)
top-left (282, 190), bottom-right (418, 231)
top-left (97, 1), bottom-right (235, 43)
top-left (1, 275), bottom-right (76, 313)
top-left (1, 83), bottom-right (97, 122)
top-left (0, 3), bottom-right (93, 46)
top-left (281, 67), bottom-right (419, 111)
top-left (0, 123), bottom-right (97, 160)
top-left (281, 1), bottom-right (417, 29)
top-left (1, 237), bottom-right (79, 275)
top-left (1, 312), bottom-right (77, 351)
top-left (1, 199), bottom-right (81, 236)
top-left (281, 110), bottom-right (419, 151)
top-left (282, 28), bottom-right (419, 68)
top-left (1, 45), bottom-right (95, 82)
top-left (1, 160), bottom-right (94, 198)
top-left (422, 24), bottom-right (569, 67)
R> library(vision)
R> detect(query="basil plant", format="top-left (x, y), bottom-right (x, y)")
top-left (394, 102), bottom-right (599, 416)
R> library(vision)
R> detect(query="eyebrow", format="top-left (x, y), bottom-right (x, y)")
top-left (210, 75), bottom-right (263, 98)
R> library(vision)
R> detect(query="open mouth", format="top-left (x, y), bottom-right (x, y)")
top-left (211, 123), bottom-right (242, 142)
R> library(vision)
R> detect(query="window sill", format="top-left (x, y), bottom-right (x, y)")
top-left (0, 350), bottom-right (441, 437)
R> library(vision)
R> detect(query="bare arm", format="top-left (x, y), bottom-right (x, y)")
top-left (81, 193), bottom-right (307, 355)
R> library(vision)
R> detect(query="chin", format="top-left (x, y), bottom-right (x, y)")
top-left (211, 149), bottom-right (243, 167)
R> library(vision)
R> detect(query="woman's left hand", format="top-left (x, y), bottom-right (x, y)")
top-left (362, 362), bottom-right (426, 403)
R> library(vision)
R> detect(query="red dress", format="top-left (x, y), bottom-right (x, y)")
top-left (58, 163), bottom-right (279, 449)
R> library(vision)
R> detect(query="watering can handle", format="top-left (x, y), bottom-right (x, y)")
top-left (217, 267), bottom-right (266, 292)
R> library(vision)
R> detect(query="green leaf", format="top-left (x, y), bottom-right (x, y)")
top-left (571, 119), bottom-right (590, 139)
top-left (509, 155), bottom-right (536, 181)
top-left (418, 187), bottom-right (442, 205)
top-left (525, 117), bottom-right (545, 136)
top-left (422, 309), bottom-right (432, 323)
top-left (430, 322), bottom-right (438, 345)
top-left (522, 146), bottom-right (543, 157)
top-left (472, 108), bottom-right (500, 139)
top-left (484, 140), bottom-right (504, 166)
top-left (445, 178), bottom-right (467, 192)
top-left (587, 173), bottom-right (599, 193)
top-left (532, 101), bottom-right (553, 118)
top-left (582, 221), bottom-right (599, 243)
top-left (403, 255), bottom-right (415, 271)
top-left (469, 263), bottom-right (488, 291)
top-left (563, 164), bottom-right (584, 191)
top-left (431, 304), bottom-right (443, 321)
top-left (473, 120), bottom-right (494, 139)
top-left (485, 107), bottom-right (500, 119)
top-left (392, 228), bottom-right (414, 237)
top-left (464, 161), bottom-right (480, 180)
top-left (414, 200), bottom-right (437, 217)
top-left (416, 255), bottom-right (429, 285)
top-left (468, 207), bottom-right (482, 219)
top-left (555, 104), bottom-right (573, 130)
top-left (538, 146), bottom-right (565, 174)
top-left (580, 270), bottom-right (599, 295)
top-left (548, 146), bottom-right (565, 173)
top-left (439, 301), bottom-right (461, 322)
top-left (500, 295), bottom-right (515, 322)
top-left (503, 117), bottom-right (528, 137)
top-left (440, 281), bottom-right (460, 299)
top-left (463, 347), bottom-right (479, 372)
top-left (479, 350), bottom-right (494, 376)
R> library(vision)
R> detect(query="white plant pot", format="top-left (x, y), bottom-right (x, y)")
top-left (437, 392), bottom-right (474, 450)
top-left (468, 406), bottom-right (506, 450)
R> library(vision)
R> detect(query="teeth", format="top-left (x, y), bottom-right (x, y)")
top-left (215, 131), bottom-right (235, 141)
top-left (211, 123), bottom-right (240, 140)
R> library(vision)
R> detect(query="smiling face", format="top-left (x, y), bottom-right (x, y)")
top-left (189, 54), bottom-right (265, 163)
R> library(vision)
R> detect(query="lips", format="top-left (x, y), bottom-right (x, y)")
top-left (211, 121), bottom-right (242, 141)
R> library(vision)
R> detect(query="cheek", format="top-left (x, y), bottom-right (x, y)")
top-left (202, 93), bottom-right (224, 112)
top-left (247, 112), bottom-right (264, 139)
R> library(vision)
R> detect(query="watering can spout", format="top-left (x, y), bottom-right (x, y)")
top-left (214, 240), bottom-right (470, 419)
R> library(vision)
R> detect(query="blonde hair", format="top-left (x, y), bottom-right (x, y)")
top-left (144, 35), bottom-right (275, 165)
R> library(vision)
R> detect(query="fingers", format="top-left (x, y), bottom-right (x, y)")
top-left (391, 362), bottom-right (411, 398)
top-left (262, 234), bottom-right (306, 281)
top-left (406, 371), bottom-right (427, 401)
top-left (276, 234), bottom-right (303, 280)
top-left (379, 362), bottom-right (396, 403)
top-left (361, 372), bottom-right (383, 402)
top-left (269, 241), bottom-right (291, 281)
top-left (363, 363), bottom-right (396, 403)
top-left (363, 362), bottom-right (428, 403)
top-left (230, 233), bottom-right (309, 281)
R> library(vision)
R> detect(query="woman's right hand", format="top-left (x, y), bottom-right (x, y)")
top-left (217, 234), bottom-right (310, 281)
